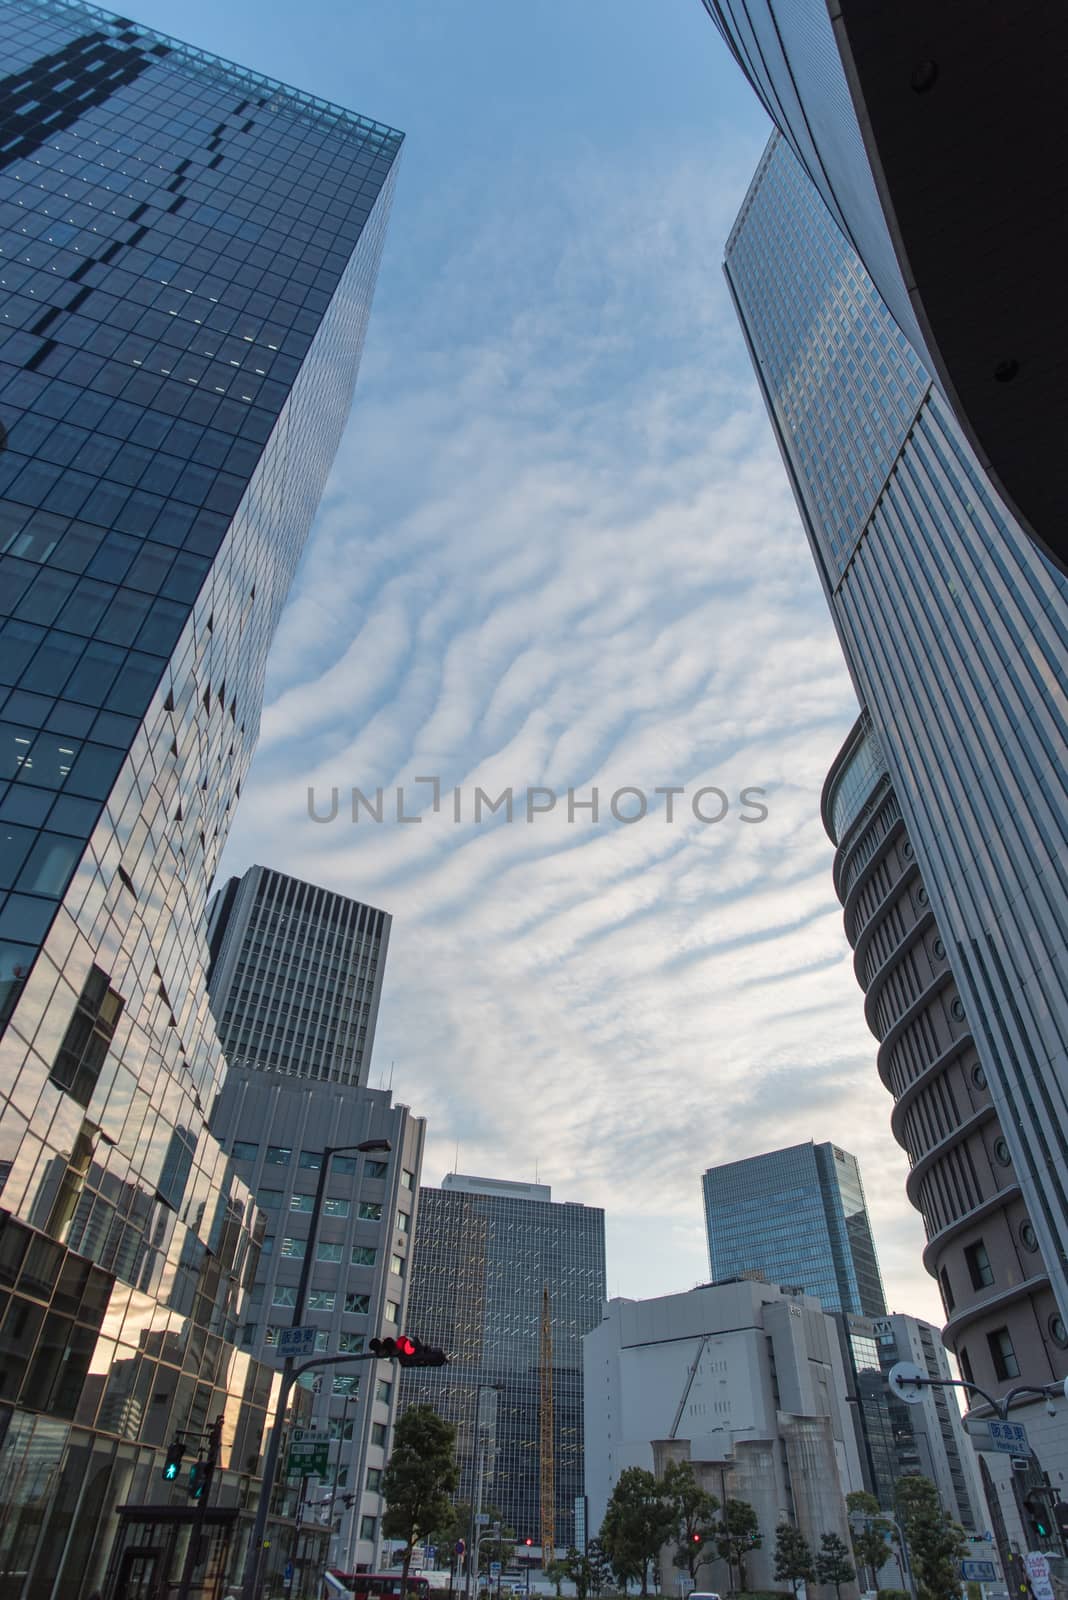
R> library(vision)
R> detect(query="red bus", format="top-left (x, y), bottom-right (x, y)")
top-left (325, 1573), bottom-right (432, 1600)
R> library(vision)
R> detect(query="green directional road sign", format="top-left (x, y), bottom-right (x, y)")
top-left (286, 1441), bottom-right (329, 1479)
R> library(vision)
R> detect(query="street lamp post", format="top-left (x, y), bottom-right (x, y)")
top-left (328, 1389), bottom-right (356, 1568)
top-left (240, 1136), bottom-right (392, 1600)
top-left (469, 1386), bottom-right (501, 1600)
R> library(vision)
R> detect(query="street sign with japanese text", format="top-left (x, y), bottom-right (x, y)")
top-left (286, 1440), bottom-right (328, 1478)
top-left (961, 1561), bottom-right (997, 1583)
top-left (979, 1419), bottom-right (1030, 1455)
top-left (278, 1325), bottom-right (317, 1359)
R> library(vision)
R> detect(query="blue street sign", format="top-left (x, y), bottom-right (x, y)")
top-left (961, 1561), bottom-right (997, 1583)
top-left (278, 1325), bottom-right (317, 1360)
top-left (284, 1562), bottom-right (294, 1581)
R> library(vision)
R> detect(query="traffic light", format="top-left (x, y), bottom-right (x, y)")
top-left (188, 1459), bottom-right (209, 1501)
top-left (525, 1540), bottom-right (534, 1548)
top-left (1024, 1493), bottom-right (1051, 1542)
top-left (369, 1334), bottom-right (448, 1368)
top-left (692, 1533), bottom-right (702, 1545)
top-left (162, 1440), bottom-right (184, 1483)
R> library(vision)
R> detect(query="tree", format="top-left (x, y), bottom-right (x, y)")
top-left (586, 1540), bottom-right (613, 1597)
top-left (846, 1491), bottom-right (897, 1591)
top-left (544, 1559), bottom-right (569, 1597)
top-left (894, 1476), bottom-right (967, 1600)
top-left (661, 1459), bottom-right (721, 1581)
top-left (815, 1533), bottom-right (855, 1600)
top-left (381, 1406), bottom-right (459, 1593)
top-left (774, 1524), bottom-right (816, 1597)
top-left (564, 1546), bottom-right (595, 1600)
top-left (600, 1466), bottom-right (674, 1596)
top-left (716, 1499), bottom-right (762, 1593)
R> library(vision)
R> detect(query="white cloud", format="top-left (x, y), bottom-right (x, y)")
top-left (221, 132), bottom-right (940, 1324)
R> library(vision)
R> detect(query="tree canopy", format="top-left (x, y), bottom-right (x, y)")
top-left (600, 1466), bottom-right (674, 1596)
top-left (774, 1523), bottom-right (816, 1596)
top-left (847, 1490), bottom-right (897, 1590)
top-left (894, 1475), bottom-right (967, 1600)
top-left (815, 1532), bottom-right (856, 1600)
top-left (716, 1498), bottom-right (762, 1592)
top-left (381, 1406), bottom-right (459, 1589)
top-left (661, 1460), bottom-right (720, 1581)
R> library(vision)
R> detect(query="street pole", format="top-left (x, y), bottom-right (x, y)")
top-left (240, 1138), bottom-right (391, 1600)
top-left (328, 1391), bottom-right (354, 1568)
top-left (470, 1418), bottom-right (486, 1600)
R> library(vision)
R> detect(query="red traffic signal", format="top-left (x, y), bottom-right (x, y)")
top-left (525, 1539), bottom-right (533, 1548)
top-left (692, 1533), bottom-right (701, 1544)
top-left (369, 1334), bottom-right (448, 1368)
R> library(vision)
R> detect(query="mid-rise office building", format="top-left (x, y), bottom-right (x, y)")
top-left (207, 864), bottom-right (390, 1088)
top-left (874, 1314), bottom-right (983, 1532)
top-left (399, 1174), bottom-right (606, 1556)
top-left (0, 0), bottom-right (401, 1590)
top-left (723, 129), bottom-right (1067, 1527)
top-left (700, 0), bottom-right (1066, 571)
top-left (584, 1281), bottom-right (864, 1594)
top-left (703, 1141), bottom-right (886, 1318)
top-left (211, 1069), bottom-right (425, 1572)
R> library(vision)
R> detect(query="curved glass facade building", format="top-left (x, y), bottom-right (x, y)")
top-left (0, 0), bottom-right (401, 1591)
top-left (724, 132), bottom-right (1068, 1423)
top-left (699, 0), bottom-right (1067, 574)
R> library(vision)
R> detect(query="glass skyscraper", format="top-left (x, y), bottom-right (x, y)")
top-left (723, 131), bottom-right (1068, 1379)
top-left (399, 1175), bottom-right (606, 1555)
top-left (700, 0), bottom-right (1065, 574)
top-left (207, 864), bottom-right (390, 1088)
top-left (703, 1140), bottom-right (886, 1318)
top-left (0, 0), bottom-right (401, 1591)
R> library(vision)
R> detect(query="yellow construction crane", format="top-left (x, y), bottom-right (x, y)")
top-left (539, 1283), bottom-right (555, 1563)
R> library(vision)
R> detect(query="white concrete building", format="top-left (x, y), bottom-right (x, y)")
top-left (584, 1280), bottom-right (865, 1596)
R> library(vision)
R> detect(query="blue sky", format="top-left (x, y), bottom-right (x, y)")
top-left (130, 0), bottom-right (938, 1321)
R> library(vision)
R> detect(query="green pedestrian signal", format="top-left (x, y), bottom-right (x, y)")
top-left (162, 1440), bottom-right (184, 1483)
top-left (188, 1460), bottom-right (208, 1500)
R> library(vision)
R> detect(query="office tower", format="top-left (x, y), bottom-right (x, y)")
top-left (207, 865), bottom-right (390, 1087)
top-left (700, 0), bottom-right (1066, 570)
top-left (703, 1141), bottom-right (886, 1318)
top-left (824, 720), bottom-right (1065, 1423)
top-left (211, 1069), bottom-right (425, 1573)
top-left (399, 1174), bottom-right (606, 1557)
top-left (0, 0), bottom-right (401, 1589)
top-left (583, 1282), bottom-right (864, 1590)
top-left (873, 1314), bottom-right (983, 1533)
top-left (723, 129), bottom-right (1067, 1526)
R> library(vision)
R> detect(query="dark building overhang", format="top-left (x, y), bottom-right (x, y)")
top-left (829, 0), bottom-right (1068, 576)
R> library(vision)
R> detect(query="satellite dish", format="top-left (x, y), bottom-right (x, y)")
top-left (887, 1361), bottom-right (927, 1405)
